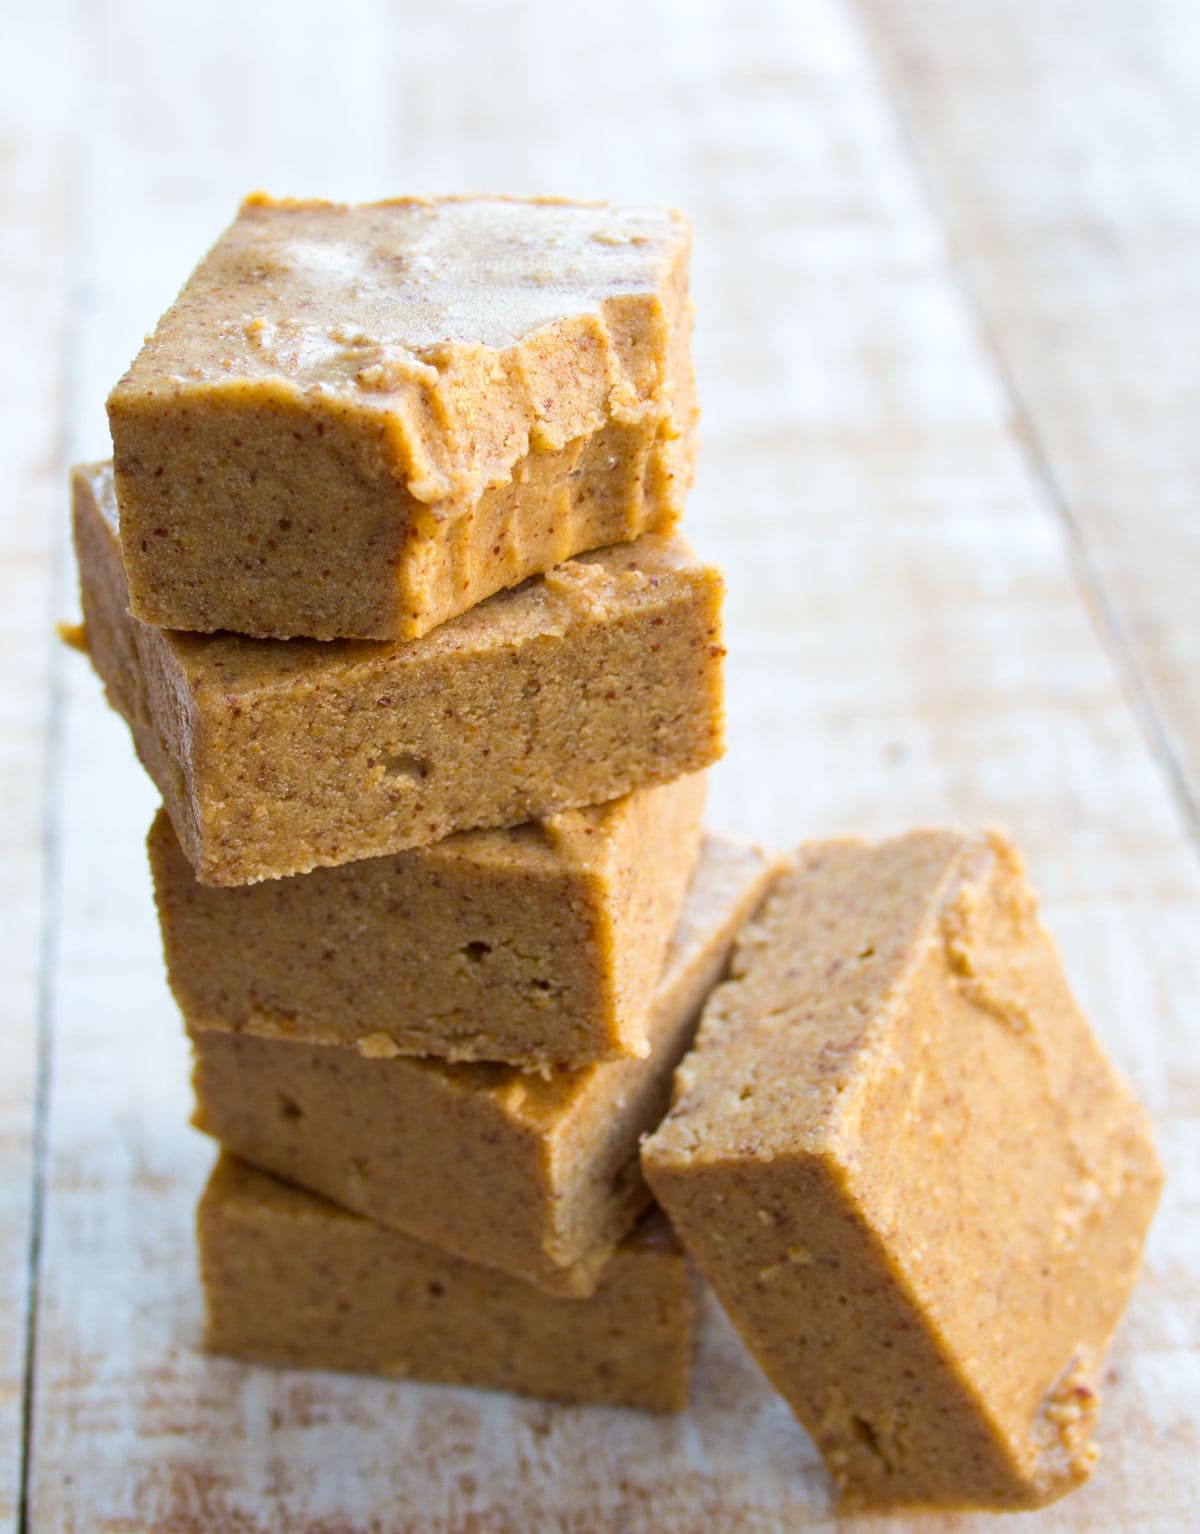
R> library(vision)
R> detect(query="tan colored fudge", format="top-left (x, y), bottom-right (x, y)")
top-left (73, 461), bottom-right (724, 886)
top-left (199, 1155), bottom-right (695, 1412)
top-left (643, 829), bottom-right (1162, 1511)
top-left (192, 836), bottom-right (777, 1296)
top-left (151, 772), bottom-right (706, 1069)
top-left (107, 194), bottom-right (696, 642)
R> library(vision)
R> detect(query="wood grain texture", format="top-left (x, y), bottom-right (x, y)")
top-left (16, 0), bottom-right (1200, 1529)
top-left (856, 0), bottom-right (1200, 837)
top-left (0, 4), bottom-right (84, 1528)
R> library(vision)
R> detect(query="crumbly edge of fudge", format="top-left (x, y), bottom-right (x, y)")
top-left (108, 196), bottom-right (698, 639)
top-left (111, 402), bottom-right (694, 641)
top-left (109, 195), bottom-right (694, 508)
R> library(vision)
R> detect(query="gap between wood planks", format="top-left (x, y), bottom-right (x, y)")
top-left (849, 0), bottom-right (1200, 865)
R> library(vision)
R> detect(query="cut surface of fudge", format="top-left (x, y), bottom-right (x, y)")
top-left (108, 194), bottom-right (696, 641)
top-left (151, 772), bottom-right (706, 1069)
top-left (73, 461), bottom-right (724, 886)
top-left (643, 829), bottom-right (1162, 1511)
top-left (199, 1154), bottom-right (695, 1412)
top-left (192, 836), bottom-right (777, 1296)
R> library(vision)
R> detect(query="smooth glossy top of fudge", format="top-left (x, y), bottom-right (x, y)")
top-left (123, 194), bottom-right (689, 380)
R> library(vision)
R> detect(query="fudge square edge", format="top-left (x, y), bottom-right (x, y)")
top-left (73, 460), bottom-right (725, 886)
top-left (199, 1153), bottom-right (697, 1413)
top-left (192, 835), bottom-right (778, 1298)
top-left (107, 194), bottom-right (697, 641)
top-left (642, 827), bottom-right (1162, 1511)
top-left (150, 772), bottom-right (708, 1070)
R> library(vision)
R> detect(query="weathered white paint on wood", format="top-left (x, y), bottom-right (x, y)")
top-left (856, 0), bottom-right (1200, 835)
top-left (13, 0), bottom-right (1200, 1529)
top-left (0, 5), bottom-right (84, 1528)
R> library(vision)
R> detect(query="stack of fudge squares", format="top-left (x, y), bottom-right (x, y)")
top-left (72, 194), bottom-right (1164, 1511)
top-left (74, 192), bottom-right (774, 1412)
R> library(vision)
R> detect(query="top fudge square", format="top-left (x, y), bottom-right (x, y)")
top-left (107, 194), bottom-right (697, 641)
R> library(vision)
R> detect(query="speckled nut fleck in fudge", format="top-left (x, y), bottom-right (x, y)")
top-left (150, 772), bottom-right (707, 1070)
top-left (199, 1155), bottom-right (696, 1412)
top-left (643, 829), bottom-right (1162, 1511)
top-left (107, 194), bottom-right (697, 641)
top-left (73, 461), bottom-right (725, 886)
top-left (192, 836), bottom-right (777, 1297)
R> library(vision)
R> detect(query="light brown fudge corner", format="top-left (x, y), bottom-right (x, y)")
top-left (643, 827), bottom-right (1162, 1511)
top-left (198, 1153), bottom-right (695, 1412)
top-left (106, 194), bottom-right (697, 640)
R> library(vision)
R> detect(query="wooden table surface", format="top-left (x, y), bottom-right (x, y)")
top-left (3, 1), bottom-right (1197, 1529)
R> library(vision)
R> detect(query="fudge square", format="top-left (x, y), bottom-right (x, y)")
top-left (73, 461), bottom-right (724, 886)
top-left (151, 773), bottom-right (705, 1071)
top-left (107, 194), bottom-right (697, 642)
top-left (192, 836), bottom-right (777, 1297)
top-left (199, 1155), bottom-right (695, 1413)
top-left (643, 829), bottom-right (1162, 1511)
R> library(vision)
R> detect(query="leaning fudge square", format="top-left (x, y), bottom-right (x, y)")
top-left (73, 461), bottom-right (724, 886)
top-left (150, 772), bottom-right (706, 1070)
top-left (199, 1155), bottom-right (695, 1413)
top-left (192, 836), bottom-right (777, 1297)
top-left (107, 194), bottom-right (696, 642)
top-left (642, 829), bottom-right (1162, 1511)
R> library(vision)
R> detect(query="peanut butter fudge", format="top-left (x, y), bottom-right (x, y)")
top-left (643, 830), bottom-right (1162, 1511)
top-left (73, 461), bottom-right (724, 886)
top-left (199, 1155), bottom-right (695, 1412)
top-left (107, 194), bottom-right (696, 641)
top-left (192, 836), bottom-right (777, 1296)
top-left (151, 774), bottom-right (705, 1070)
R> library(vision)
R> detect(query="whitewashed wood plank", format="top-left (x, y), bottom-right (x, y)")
top-left (856, 0), bottom-right (1200, 834)
top-left (27, 0), bottom-right (1200, 1529)
top-left (0, 5), bottom-right (84, 1529)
